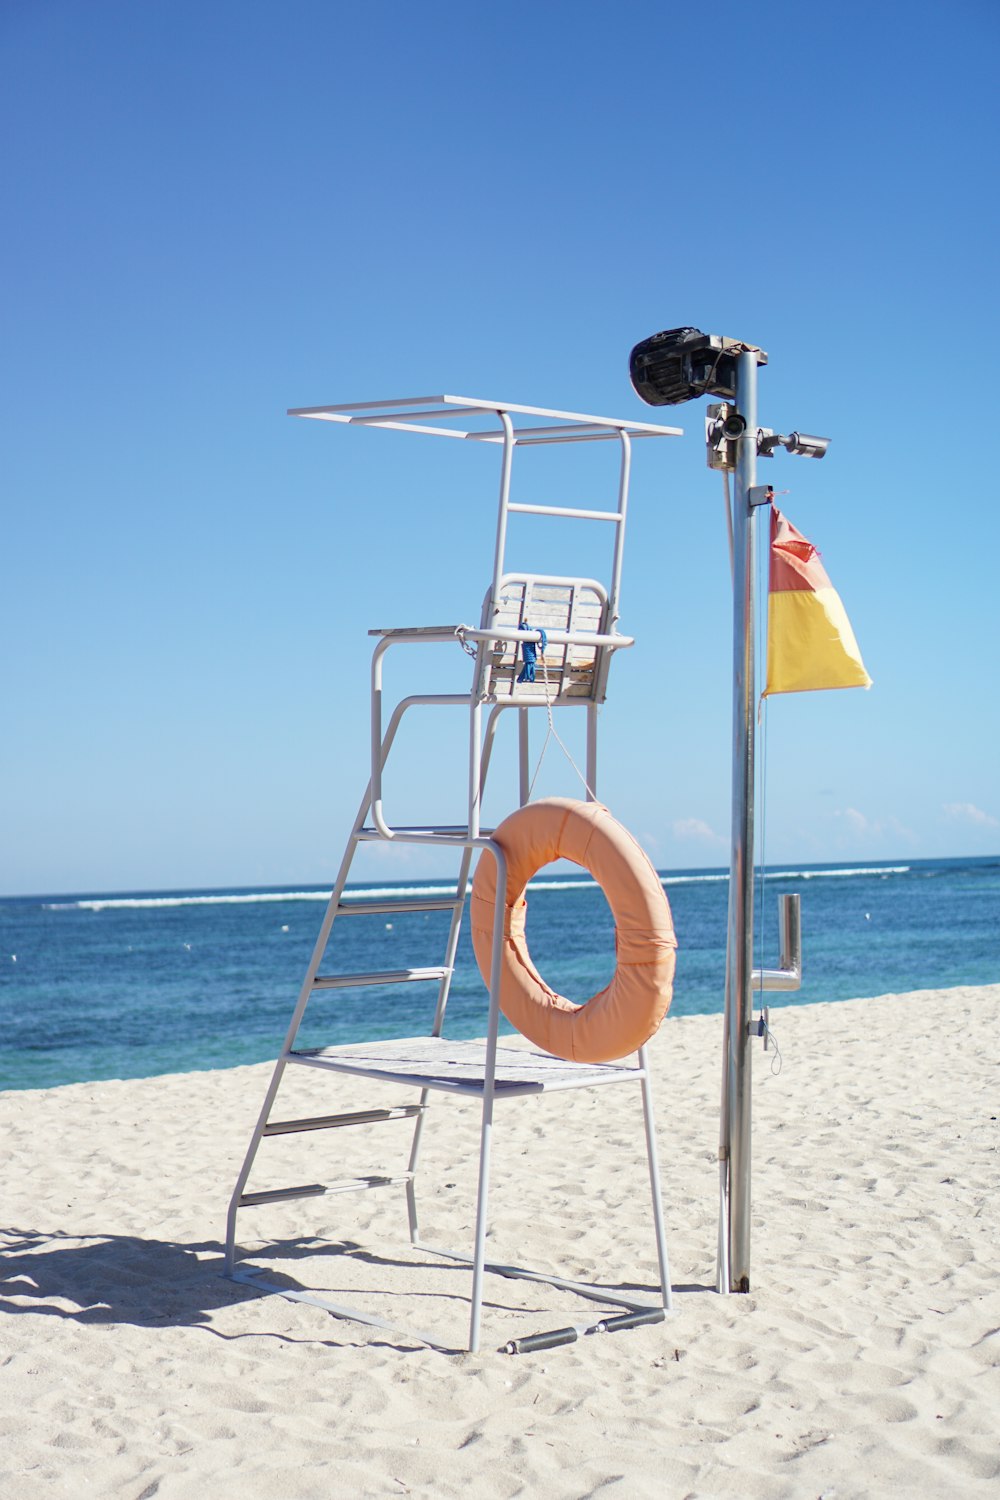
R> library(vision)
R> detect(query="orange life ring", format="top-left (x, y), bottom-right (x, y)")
top-left (470, 797), bottom-right (677, 1063)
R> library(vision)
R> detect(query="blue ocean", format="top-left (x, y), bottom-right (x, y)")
top-left (2, 857), bottom-right (998, 1092)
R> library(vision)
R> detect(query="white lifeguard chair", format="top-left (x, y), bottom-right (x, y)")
top-left (224, 395), bottom-right (683, 1352)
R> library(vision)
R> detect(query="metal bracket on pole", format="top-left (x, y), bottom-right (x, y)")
top-left (751, 893), bottom-right (802, 993)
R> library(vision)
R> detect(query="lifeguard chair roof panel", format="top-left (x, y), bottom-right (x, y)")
top-left (287, 393), bottom-right (683, 445)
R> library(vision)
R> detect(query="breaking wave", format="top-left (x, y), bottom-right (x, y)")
top-left (43, 863), bottom-right (910, 912)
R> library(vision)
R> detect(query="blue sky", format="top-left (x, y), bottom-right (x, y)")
top-left (3, 0), bottom-right (998, 895)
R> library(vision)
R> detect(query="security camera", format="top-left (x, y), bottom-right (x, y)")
top-left (705, 403), bottom-right (748, 473)
top-left (757, 430), bottom-right (831, 460)
top-left (784, 432), bottom-right (830, 460)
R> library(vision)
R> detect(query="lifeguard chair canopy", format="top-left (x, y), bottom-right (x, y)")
top-left (288, 393), bottom-right (682, 445)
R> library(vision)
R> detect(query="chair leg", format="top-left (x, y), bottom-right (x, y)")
top-left (637, 1045), bottom-right (673, 1311)
top-left (468, 838), bottom-right (509, 1352)
top-left (468, 1086), bottom-right (497, 1354)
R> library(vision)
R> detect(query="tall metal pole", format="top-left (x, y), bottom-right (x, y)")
top-left (723, 349), bottom-right (760, 1291)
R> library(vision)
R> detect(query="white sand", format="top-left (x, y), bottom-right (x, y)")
top-left (1, 985), bottom-right (998, 1499)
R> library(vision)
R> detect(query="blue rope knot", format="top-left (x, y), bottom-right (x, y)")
top-left (516, 623), bottom-right (548, 683)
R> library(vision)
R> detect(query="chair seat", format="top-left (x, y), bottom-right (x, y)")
top-left (288, 1035), bottom-right (642, 1096)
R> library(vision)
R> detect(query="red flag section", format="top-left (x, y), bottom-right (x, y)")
top-left (765, 508), bottom-right (871, 695)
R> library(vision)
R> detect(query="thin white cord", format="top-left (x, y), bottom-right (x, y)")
top-left (756, 498), bottom-right (768, 1011)
top-left (526, 648), bottom-right (596, 802)
top-left (759, 1012), bottom-right (783, 1075)
top-left (459, 623), bottom-right (594, 802)
top-left (754, 512), bottom-right (782, 1077)
top-left (757, 694), bottom-right (768, 1008)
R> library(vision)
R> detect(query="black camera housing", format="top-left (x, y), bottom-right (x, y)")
top-left (629, 327), bottom-right (767, 407)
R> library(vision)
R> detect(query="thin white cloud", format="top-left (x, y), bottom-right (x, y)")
top-left (943, 802), bottom-right (998, 829)
top-left (672, 817), bottom-right (726, 846)
top-left (833, 808), bottom-right (917, 844)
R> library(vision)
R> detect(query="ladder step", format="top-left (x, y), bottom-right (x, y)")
top-left (507, 501), bottom-right (624, 522)
top-left (327, 1173), bottom-right (413, 1194)
top-left (356, 826), bottom-right (496, 841)
top-left (238, 1175), bottom-right (413, 1208)
top-left (238, 1183), bottom-right (328, 1206)
top-left (312, 966), bottom-right (451, 990)
top-left (337, 897), bottom-right (460, 916)
top-left (263, 1105), bottom-right (425, 1136)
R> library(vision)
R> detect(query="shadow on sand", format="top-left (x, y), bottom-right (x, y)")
top-left (0, 1225), bottom-right (711, 1353)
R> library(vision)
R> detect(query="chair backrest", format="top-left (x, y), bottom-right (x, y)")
top-left (475, 572), bottom-right (613, 706)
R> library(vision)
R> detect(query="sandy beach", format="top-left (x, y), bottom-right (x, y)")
top-left (1, 984), bottom-right (997, 1499)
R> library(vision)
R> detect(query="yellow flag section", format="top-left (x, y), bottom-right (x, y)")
top-left (764, 507), bottom-right (871, 695)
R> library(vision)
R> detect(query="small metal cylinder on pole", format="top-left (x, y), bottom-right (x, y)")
top-left (722, 349), bottom-right (760, 1292)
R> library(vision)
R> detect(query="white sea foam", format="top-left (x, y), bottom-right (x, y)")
top-left (659, 866), bottom-right (911, 887)
top-left (44, 891), bottom-right (333, 912)
top-left (45, 881), bottom-right (594, 911)
top-left (770, 866), bottom-right (910, 880)
top-left (43, 863), bottom-right (911, 912)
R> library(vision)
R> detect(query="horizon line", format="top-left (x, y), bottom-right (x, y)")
top-left (5, 851), bottom-right (998, 904)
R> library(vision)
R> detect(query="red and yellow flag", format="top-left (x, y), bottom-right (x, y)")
top-left (764, 508), bottom-right (871, 695)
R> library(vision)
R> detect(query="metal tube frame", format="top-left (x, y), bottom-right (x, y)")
top-left (225, 684), bottom-right (673, 1348)
top-left (226, 395), bottom-right (674, 1351)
